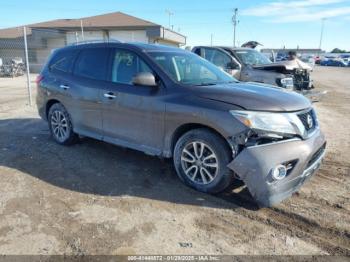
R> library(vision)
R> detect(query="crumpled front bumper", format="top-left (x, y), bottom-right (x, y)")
top-left (228, 129), bottom-right (326, 207)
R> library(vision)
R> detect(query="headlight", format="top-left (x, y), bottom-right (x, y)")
top-left (279, 77), bottom-right (294, 89)
top-left (229, 110), bottom-right (299, 135)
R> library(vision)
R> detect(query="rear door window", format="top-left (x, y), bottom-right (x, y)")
top-left (49, 49), bottom-right (78, 73)
top-left (73, 48), bottom-right (110, 81)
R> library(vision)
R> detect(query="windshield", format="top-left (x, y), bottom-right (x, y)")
top-left (147, 51), bottom-right (236, 86)
top-left (234, 49), bottom-right (271, 66)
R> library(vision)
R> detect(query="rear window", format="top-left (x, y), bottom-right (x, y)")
top-left (49, 49), bottom-right (77, 73)
top-left (73, 48), bottom-right (110, 81)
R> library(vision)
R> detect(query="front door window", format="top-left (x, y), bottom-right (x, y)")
top-left (111, 50), bottom-right (152, 85)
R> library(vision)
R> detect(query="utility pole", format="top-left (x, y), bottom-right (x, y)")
top-left (80, 19), bottom-right (84, 41)
top-left (232, 8), bottom-right (239, 47)
top-left (318, 18), bottom-right (326, 53)
top-left (165, 9), bottom-right (174, 29)
top-left (210, 34), bottom-right (213, 46)
top-left (23, 26), bottom-right (32, 106)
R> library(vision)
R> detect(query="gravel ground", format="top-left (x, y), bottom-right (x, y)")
top-left (0, 66), bottom-right (349, 255)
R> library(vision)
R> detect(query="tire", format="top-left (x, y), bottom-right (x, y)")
top-left (173, 128), bottom-right (234, 194)
top-left (48, 103), bottom-right (78, 145)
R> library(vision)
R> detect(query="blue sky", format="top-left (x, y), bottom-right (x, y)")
top-left (0, 0), bottom-right (349, 51)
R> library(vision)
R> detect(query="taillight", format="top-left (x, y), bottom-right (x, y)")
top-left (35, 75), bottom-right (44, 87)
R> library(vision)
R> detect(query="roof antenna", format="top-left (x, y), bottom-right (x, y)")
top-left (165, 9), bottom-right (174, 29)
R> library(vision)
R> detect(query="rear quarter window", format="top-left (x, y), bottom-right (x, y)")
top-left (49, 49), bottom-right (78, 73)
top-left (73, 48), bottom-right (110, 81)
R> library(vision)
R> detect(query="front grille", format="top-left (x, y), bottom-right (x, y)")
top-left (298, 109), bottom-right (317, 133)
top-left (306, 143), bottom-right (326, 168)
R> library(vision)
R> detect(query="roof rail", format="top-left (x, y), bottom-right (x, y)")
top-left (69, 39), bottom-right (122, 46)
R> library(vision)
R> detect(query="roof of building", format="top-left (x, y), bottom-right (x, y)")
top-left (34, 11), bottom-right (158, 28)
top-left (0, 27), bottom-right (29, 39)
top-left (0, 12), bottom-right (159, 39)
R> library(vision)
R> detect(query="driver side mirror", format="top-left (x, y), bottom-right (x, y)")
top-left (132, 72), bottom-right (157, 87)
top-left (226, 61), bottom-right (240, 70)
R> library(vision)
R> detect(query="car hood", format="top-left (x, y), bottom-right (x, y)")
top-left (194, 82), bottom-right (311, 112)
top-left (253, 59), bottom-right (312, 71)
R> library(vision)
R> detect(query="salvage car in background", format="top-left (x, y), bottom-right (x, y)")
top-left (192, 46), bottom-right (314, 91)
top-left (0, 57), bottom-right (25, 77)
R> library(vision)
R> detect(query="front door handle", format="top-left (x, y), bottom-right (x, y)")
top-left (59, 84), bottom-right (70, 90)
top-left (104, 92), bottom-right (117, 99)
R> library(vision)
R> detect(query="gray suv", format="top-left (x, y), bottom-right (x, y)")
top-left (36, 43), bottom-right (326, 207)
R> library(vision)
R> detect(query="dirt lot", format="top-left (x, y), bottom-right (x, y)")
top-left (0, 66), bottom-right (349, 255)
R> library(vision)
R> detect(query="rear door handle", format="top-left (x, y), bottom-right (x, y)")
top-left (104, 92), bottom-right (117, 99)
top-left (59, 84), bottom-right (70, 90)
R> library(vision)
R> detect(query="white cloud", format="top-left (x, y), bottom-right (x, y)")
top-left (271, 6), bottom-right (350, 22)
top-left (242, 0), bottom-right (350, 22)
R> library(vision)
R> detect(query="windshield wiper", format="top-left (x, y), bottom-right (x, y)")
top-left (194, 82), bottom-right (217, 86)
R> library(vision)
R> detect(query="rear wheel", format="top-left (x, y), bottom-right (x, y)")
top-left (48, 103), bottom-right (78, 145)
top-left (173, 128), bottom-right (234, 193)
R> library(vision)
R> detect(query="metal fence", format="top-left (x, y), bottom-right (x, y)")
top-left (0, 27), bottom-right (91, 105)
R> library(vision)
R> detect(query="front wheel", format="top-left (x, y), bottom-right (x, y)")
top-left (173, 128), bottom-right (234, 194)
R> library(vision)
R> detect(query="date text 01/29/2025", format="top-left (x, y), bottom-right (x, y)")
top-left (127, 255), bottom-right (220, 261)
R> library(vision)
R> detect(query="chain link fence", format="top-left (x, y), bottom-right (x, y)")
top-left (0, 27), bottom-right (90, 105)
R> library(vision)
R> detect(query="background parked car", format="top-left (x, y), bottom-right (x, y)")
top-left (314, 56), bottom-right (322, 64)
top-left (340, 54), bottom-right (350, 66)
top-left (192, 46), bottom-right (314, 91)
top-left (320, 58), bottom-right (348, 67)
top-left (275, 51), bottom-right (288, 62)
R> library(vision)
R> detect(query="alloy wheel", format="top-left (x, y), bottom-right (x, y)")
top-left (51, 110), bottom-right (69, 142)
top-left (180, 141), bottom-right (219, 185)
